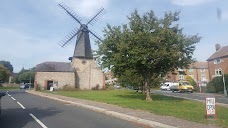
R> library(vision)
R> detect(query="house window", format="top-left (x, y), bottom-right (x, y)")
top-left (200, 68), bottom-right (205, 72)
top-left (179, 75), bottom-right (185, 80)
top-left (188, 69), bottom-right (193, 72)
top-left (201, 75), bottom-right (206, 81)
top-left (215, 69), bottom-right (222, 76)
top-left (214, 58), bottom-right (221, 64)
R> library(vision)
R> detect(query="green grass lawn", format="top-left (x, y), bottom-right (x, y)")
top-left (47, 89), bottom-right (228, 127)
top-left (0, 87), bottom-right (19, 90)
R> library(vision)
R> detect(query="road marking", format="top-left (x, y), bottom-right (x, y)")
top-left (17, 102), bottom-right (26, 109)
top-left (6, 92), bottom-right (11, 96)
top-left (30, 113), bottom-right (48, 128)
top-left (11, 97), bottom-right (16, 100)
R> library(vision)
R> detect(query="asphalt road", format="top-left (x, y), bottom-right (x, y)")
top-left (0, 90), bottom-right (142, 128)
top-left (151, 90), bottom-right (228, 105)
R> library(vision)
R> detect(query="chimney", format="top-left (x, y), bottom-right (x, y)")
top-left (215, 43), bottom-right (221, 51)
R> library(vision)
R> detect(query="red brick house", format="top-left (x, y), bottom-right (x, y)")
top-left (166, 62), bottom-right (209, 86)
top-left (206, 44), bottom-right (228, 81)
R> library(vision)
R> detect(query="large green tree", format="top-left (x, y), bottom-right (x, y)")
top-left (0, 60), bottom-right (13, 72)
top-left (97, 10), bottom-right (201, 101)
top-left (13, 67), bottom-right (35, 84)
top-left (0, 64), bottom-right (10, 83)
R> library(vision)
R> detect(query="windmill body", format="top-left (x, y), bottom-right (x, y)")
top-left (34, 3), bottom-right (105, 90)
top-left (73, 24), bottom-right (93, 59)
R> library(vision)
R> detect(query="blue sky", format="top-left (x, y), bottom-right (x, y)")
top-left (0, 0), bottom-right (228, 73)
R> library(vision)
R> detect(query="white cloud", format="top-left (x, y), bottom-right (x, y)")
top-left (0, 26), bottom-right (73, 72)
top-left (171, 0), bottom-right (216, 6)
top-left (55, 0), bottom-right (109, 18)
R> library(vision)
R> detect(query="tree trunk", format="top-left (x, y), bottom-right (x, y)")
top-left (145, 80), bottom-right (152, 101)
top-left (141, 81), bottom-right (145, 94)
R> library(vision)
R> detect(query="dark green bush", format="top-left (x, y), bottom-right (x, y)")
top-left (35, 84), bottom-right (41, 91)
top-left (206, 82), bottom-right (216, 93)
top-left (91, 84), bottom-right (100, 90)
top-left (207, 74), bottom-right (228, 93)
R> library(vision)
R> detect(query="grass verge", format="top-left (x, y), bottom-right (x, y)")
top-left (0, 87), bottom-right (19, 90)
top-left (46, 89), bottom-right (228, 127)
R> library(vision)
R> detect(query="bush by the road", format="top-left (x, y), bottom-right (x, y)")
top-left (207, 74), bottom-right (228, 93)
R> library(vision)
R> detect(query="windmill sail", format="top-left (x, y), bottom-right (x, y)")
top-left (58, 3), bottom-right (105, 59)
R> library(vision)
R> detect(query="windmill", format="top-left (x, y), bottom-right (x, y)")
top-left (58, 3), bottom-right (105, 60)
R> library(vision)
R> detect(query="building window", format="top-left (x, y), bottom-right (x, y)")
top-left (215, 69), bottom-right (222, 76)
top-left (214, 58), bottom-right (221, 64)
top-left (200, 68), bottom-right (205, 72)
top-left (179, 75), bottom-right (185, 80)
top-left (188, 69), bottom-right (193, 72)
top-left (201, 75), bottom-right (206, 81)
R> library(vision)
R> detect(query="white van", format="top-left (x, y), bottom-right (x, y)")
top-left (160, 82), bottom-right (179, 91)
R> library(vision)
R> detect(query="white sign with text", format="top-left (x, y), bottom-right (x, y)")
top-left (206, 98), bottom-right (216, 115)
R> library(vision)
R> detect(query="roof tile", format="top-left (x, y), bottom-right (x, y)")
top-left (207, 45), bottom-right (228, 61)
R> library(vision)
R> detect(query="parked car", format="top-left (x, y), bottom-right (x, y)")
top-left (20, 84), bottom-right (29, 89)
top-left (160, 82), bottom-right (178, 90)
top-left (170, 81), bottom-right (194, 93)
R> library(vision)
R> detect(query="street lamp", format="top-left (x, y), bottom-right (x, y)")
top-left (222, 73), bottom-right (227, 96)
top-left (222, 65), bottom-right (227, 96)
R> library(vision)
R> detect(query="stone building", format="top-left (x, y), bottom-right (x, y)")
top-left (35, 26), bottom-right (105, 90)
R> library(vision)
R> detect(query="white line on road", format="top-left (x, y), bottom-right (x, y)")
top-left (30, 113), bottom-right (48, 128)
top-left (6, 92), bottom-right (11, 96)
top-left (11, 97), bottom-right (16, 100)
top-left (17, 102), bottom-right (26, 109)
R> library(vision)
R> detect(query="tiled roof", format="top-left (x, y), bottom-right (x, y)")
top-left (36, 62), bottom-right (74, 72)
top-left (189, 62), bottom-right (208, 69)
top-left (207, 45), bottom-right (228, 61)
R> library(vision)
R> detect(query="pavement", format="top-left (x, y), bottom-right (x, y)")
top-left (26, 90), bottom-right (220, 128)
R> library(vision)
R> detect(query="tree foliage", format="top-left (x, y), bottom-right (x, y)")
top-left (96, 10), bottom-right (201, 101)
top-left (0, 64), bottom-right (10, 83)
top-left (13, 67), bottom-right (35, 84)
top-left (0, 60), bottom-right (13, 72)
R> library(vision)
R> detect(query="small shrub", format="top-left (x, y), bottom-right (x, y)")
top-left (91, 84), bottom-right (100, 90)
top-left (200, 86), bottom-right (207, 93)
top-left (105, 84), bottom-right (114, 90)
top-left (35, 84), bottom-right (41, 91)
top-left (61, 85), bottom-right (78, 91)
top-left (206, 82), bottom-right (216, 93)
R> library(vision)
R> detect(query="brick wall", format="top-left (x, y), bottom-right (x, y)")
top-left (208, 57), bottom-right (228, 81)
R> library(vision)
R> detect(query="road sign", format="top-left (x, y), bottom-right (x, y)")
top-left (206, 98), bottom-right (217, 119)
